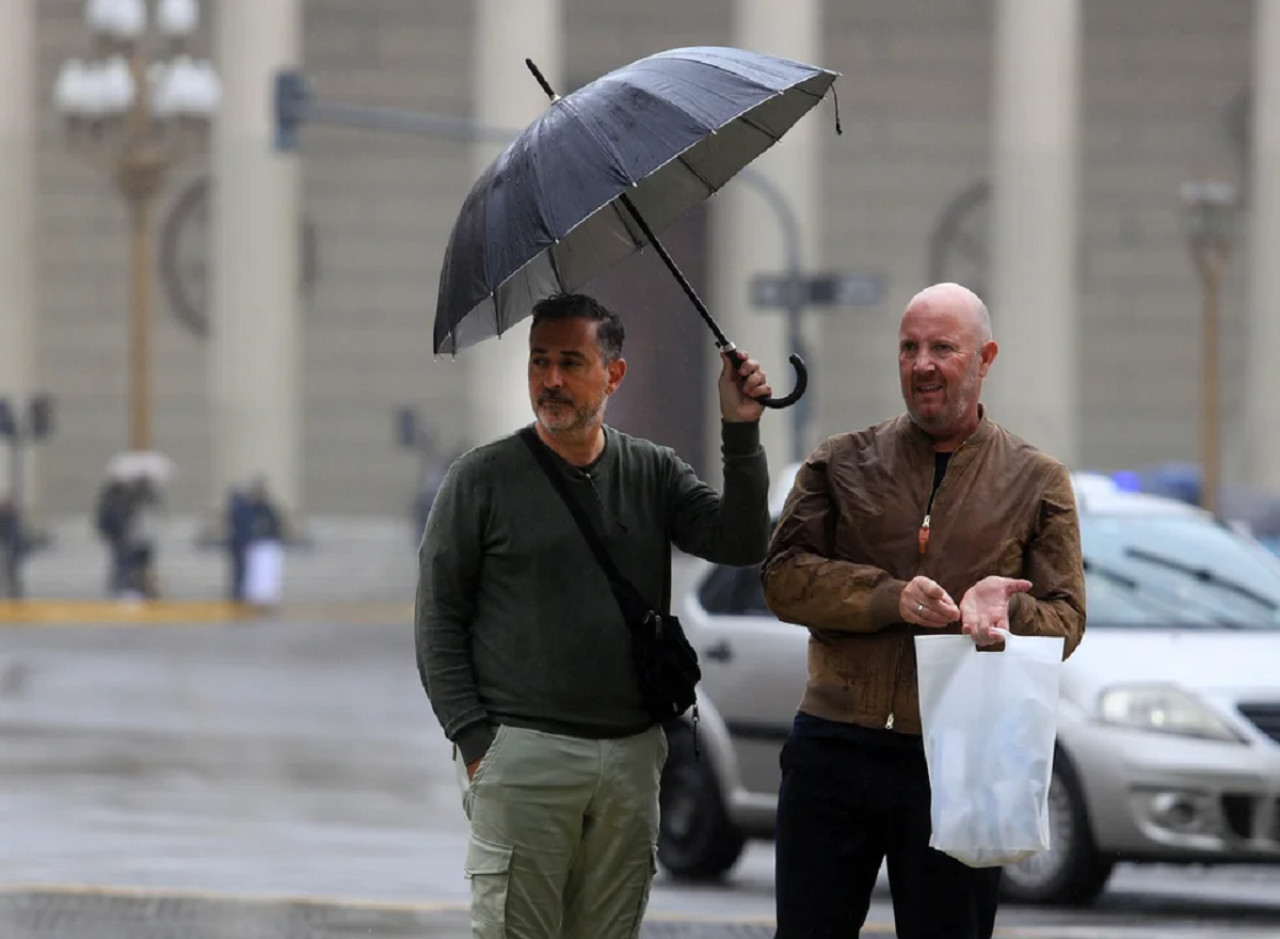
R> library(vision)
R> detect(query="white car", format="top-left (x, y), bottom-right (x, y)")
top-left (658, 471), bottom-right (1280, 905)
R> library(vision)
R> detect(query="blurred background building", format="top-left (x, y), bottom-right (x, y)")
top-left (2, 0), bottom-right (1277, 533)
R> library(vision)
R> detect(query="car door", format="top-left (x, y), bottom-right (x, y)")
top-left (690, 563), bottom-right (809, 802)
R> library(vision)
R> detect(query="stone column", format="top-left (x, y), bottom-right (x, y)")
top-left (1247, 0), bottom-right (1280, 492)
top-left (985, 0), bottom-right (1081, 466)
top-left (464, 0), bottom-right (561, 448)
top-left (0, 0), bottom-right (38, 509)
top-left (209, 0), bottom-right (303, 516)
top-left (713, 0), bottom-right (823, 476)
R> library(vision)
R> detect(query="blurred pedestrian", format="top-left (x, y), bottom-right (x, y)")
top-left (122, 477), bottom-right (162, 599)
top-left (416, 292), bottom-right (773, 938)
top-left (0, 495), bottom-right (21, 599)
top-left (762, 282), bottom-right (1086, 939)
top-left (240, 478), bottom-right (284, 608)
top-left (226, 486), bottom-right (251, 601)
top-left (95, 478), bottom-right (133, 598)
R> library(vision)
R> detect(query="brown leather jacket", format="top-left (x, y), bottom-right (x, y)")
top-left (762, 411), bottom-right (1085, 737)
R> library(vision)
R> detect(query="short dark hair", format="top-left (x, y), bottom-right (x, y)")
top-left (530, 293), bottom-right (625, 363)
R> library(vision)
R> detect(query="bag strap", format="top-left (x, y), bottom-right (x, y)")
top-left (518, 426), bottom-right (649, 618)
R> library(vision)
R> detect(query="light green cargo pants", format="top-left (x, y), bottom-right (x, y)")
top-left (456, 724), bottom-right (667, 939)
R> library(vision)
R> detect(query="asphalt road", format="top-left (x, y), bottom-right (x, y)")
top-left (2, 619), bottom-right (1279, 938)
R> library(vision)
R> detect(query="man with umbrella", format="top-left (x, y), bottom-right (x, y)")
top-left (416, 290), bottom-right (774, 937)
top-left (413, 45), bottom-right (839, 936)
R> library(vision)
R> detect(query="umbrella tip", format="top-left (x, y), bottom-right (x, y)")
top-left (525, 58), bottom-right (559, 102)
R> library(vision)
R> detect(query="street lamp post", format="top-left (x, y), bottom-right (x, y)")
top-left (1179, 179), bottom-right (1239, 516)
top-left (53, 0), bottom-right (220, 452)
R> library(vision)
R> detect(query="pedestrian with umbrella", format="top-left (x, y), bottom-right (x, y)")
top-left (415, 46), bottom-right (839, 939)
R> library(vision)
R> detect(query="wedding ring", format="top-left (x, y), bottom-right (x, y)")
top-left (917, 602), bottom-right (924, 614)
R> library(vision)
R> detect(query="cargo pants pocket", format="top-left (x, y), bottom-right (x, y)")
top-left (465, 833), bottom-right (513, 938)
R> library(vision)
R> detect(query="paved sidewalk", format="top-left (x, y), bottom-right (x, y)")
top-left (0, 888), bottom-right (807, 939)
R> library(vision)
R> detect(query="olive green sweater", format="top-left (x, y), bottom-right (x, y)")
top-left (415, 422), bottom-right (769, 763)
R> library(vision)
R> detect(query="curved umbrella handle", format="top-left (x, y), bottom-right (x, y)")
top-left (729, 349), bottom-right (808, 409)
top-left (610, 195), bottom-right (811, 410)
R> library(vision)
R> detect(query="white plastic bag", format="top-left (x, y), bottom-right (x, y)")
top-left (914, 630), bottom-right (1065, 868)
top-left (244, 540), bottom-right (285, 606)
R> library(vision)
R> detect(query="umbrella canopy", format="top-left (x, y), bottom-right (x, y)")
top-left (106, 450), bottom-right (174, 485)
top-left (433, 46), bottom-right (839, 356)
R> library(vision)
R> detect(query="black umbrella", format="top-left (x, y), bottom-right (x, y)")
top-left (433, 46), bottom-right (841, 408)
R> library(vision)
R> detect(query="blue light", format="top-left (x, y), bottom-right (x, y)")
top-left (1111, 470), bottom-right (1142, 493)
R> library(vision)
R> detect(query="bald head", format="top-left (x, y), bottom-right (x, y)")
top-left (903, 282), bottom-right (992, 344)
top-left (897, 282), bottom-right (998, 450)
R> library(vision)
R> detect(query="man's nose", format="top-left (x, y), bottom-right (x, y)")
top-left (543, 366), bottom-right (564, 386)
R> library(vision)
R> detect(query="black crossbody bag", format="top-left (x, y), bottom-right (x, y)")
top-left (519, 427), bottom-right (700, 724)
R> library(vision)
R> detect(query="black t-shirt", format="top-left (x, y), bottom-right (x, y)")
top-left (929, 450), bottom-right (952, 513)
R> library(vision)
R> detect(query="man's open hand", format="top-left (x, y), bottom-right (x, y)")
top-left (959, 576), bottom-right (1032, 646)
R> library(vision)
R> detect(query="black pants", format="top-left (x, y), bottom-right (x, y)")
top-left (230, 547), bottom-right (246, 601)
top-left (774, 714), bottom-right (1002, 939)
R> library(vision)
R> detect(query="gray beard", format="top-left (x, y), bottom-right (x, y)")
top-left (907, 366), bottom-right (980, 435)
top-left (535, 394), bottom-right (607, 441)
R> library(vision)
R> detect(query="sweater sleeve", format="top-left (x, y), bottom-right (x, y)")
top-left (414, 458), bottom-right (496, 764)
top-left (1007, 461), bottom-right (1087, 659)
top-left (667, 421), bottom-right (771, 566)
top-left (762, 438), bottom-right (908, 632)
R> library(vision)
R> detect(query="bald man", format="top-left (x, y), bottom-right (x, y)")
top-left (762, 283), bottom-right (1085, 939)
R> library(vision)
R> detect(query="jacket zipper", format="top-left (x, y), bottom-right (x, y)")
top-left (886, 440), bottom-right (968, 731)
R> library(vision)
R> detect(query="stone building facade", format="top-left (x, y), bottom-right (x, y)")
top-left (15, 0), bottom-right (1268, 516)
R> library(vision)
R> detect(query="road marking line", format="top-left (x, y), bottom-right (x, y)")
top-left (0, 601), bottom-right (254, 624)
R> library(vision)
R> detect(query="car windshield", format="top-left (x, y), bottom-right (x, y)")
top-left (1082, 513), bottom-right (1280, 629)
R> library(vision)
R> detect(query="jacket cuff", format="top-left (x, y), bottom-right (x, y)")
top-left (720, 420), bottom-right (761, 456)
top-left (868, 577), bottom-right (910, 628)
top-left (454, 721), bottom-right (497, 765)
top-left (1007, 591), bottom-right (1033, 631)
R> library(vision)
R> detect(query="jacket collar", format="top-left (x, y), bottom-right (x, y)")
top-left (897, 405), bottom-right (994, 455)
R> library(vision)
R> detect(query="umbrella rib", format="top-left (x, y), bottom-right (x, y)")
top-left (610, 197), bottom-right (646, 250)
top-left (547, 242), bottom-right (565, 289)
top-left (675, 152), bottom-right (715, 195)
top-left (737, 113), bottom-right (783, 144)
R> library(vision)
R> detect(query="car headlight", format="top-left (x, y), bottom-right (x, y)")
top-left (1097, 684), bottom-right (1245, 742)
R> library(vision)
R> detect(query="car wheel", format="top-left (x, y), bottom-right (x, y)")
top-left (657, 722), bottom-right (746, 880)
top-left (1001, 756), bottom-right (1114, 906)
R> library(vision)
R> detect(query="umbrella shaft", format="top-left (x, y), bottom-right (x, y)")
top-left (618, 194), bottom-right (730, 349)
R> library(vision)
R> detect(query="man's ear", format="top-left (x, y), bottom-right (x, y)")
top-left (977, 340), bottom-right (998, 378)
top-left (606, 357), bottom-right (627, 395)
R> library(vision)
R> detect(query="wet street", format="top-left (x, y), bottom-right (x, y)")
top-left (2, 618), bottom-right (1279, 938)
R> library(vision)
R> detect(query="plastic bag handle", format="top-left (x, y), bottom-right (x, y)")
top-left (975, 627), bottom-right (1016, 650)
